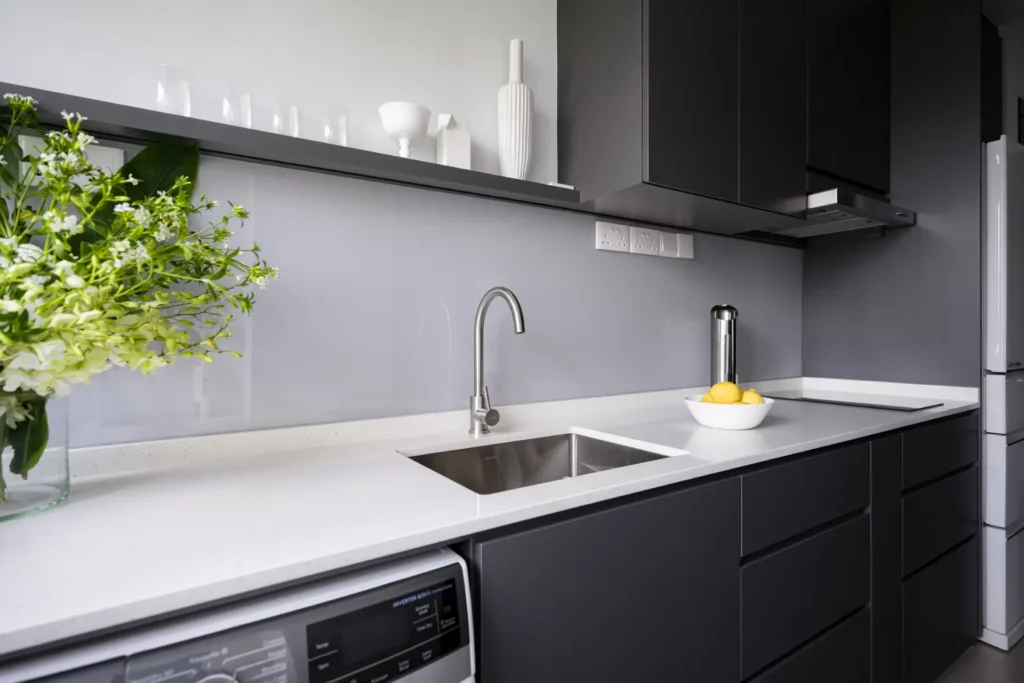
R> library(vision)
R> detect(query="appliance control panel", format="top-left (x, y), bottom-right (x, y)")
top-left (17, 559), bottom-right (471, 683)
top-left (126, 630), bottom-right (294, 683)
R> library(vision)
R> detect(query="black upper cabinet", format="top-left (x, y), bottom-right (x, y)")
top-left (645, 0), bottom-right (738, 203)
top-left (739, 0), bottom-right (808, 213)
top-left (808, 0), bottom-right (891, 194)
top-left (558, 0), bottom-right (807, 235)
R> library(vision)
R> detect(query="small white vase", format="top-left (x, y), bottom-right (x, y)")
top-left (498, 39), bottom-right (533, 180)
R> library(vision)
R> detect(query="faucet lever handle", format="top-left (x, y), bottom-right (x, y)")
top-left (483, 385), bottom-right (492, 410)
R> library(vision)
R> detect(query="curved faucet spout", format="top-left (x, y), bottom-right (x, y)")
top-left (471, 287), bottom-right (525, 436)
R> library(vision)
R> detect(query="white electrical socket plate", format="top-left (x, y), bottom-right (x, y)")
top-left (595, 221), bottom-right (631, 252)
top-left (677, 233), bottom-right (695, 259)
top-left (595, 220), bottom-right (695, 260)
top-left (630, 225), bottom-right (661, 256)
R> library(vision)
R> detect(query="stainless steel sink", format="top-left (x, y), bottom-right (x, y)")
top-left (406, 434), bottom-right (667, 495)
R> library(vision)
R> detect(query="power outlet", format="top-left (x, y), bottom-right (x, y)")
top-left (630, 226), bottom-right (661, 256)
top-left (660, 231), bottom-right (695, 259)
top-left (595, 221), bottom-right (631, 252)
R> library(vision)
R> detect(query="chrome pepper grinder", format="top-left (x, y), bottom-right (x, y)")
top-left (711, 305), bottom-right (738, 385)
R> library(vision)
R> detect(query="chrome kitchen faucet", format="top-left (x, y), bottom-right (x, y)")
top-left (470, 287), bottom-right (525, 437)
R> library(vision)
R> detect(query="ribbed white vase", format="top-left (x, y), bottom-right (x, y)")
top-left (498, 39), bottom-right (533, 180)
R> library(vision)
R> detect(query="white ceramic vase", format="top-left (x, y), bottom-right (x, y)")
top-left (497, 39), bottom-right (533, 180)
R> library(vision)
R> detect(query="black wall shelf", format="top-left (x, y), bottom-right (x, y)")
top-left (0, 82), bottom-right (580, 210)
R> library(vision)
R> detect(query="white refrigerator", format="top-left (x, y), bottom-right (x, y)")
top-left (983, 135), bottom-right (1024, 650)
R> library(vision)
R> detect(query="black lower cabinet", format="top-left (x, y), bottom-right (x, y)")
top-left (741, 515), bottom-right (870, 677)
top-left (750, 609), bottom-right (870, 683)
top-left (471, 412), bottom-right (980, 683)
top-left (903, 536), bottom-right (980, 683)
top-left (472, 478), bottom-right (740, 683)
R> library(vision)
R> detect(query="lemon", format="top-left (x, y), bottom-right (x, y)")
top-left (701, 392), bottom-right (714, 403)
top-left (709, 382), bottom-right (743, 404)
top-left (741, 389), bottom-right (764, 405)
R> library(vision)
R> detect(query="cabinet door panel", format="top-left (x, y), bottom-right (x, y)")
top-left (808, 0), bottom-right (890, 192)
top-left (741, 515), bottom-right (870, 677)
top-left (741, 442), bottom-right (868, 556)
top-left (644, 0), bottom-right (738, 201)
top-left (750, 609), bottom-right (870, 683)
top-left (903, 466), bottom-right (979, 576)
top-left (475, 478), bottom-right (740, 683)
top-left (739, 0), bottom-right (808, 214)
top-left (903, 536), bottom-right (980, 683)
top-left (903, 413), bottom-right (979, 490)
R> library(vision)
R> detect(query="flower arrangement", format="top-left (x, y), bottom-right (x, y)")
top-left (0, 93), bottom-right (277, 506)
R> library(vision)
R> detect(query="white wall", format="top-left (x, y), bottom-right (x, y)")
top-left (0, 0), bottom-right (558, 181)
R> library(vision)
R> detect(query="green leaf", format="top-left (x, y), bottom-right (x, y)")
top-left (0, 422), bottom-right (7, 505)
top-left (121, 141), bottom-right (200, 202)
top-left (73, 141), bottom-right (200, 254)
top-left (8, 397), bottom-right (49, 479)
top-left (0, 140), bottom-right (21, 186)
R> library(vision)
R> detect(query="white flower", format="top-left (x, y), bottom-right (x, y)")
top-left (52, 261), bottom-right (74, 277)
top-left (0, 257), bottom-right (10, 269)
top-left (1, 368), bottom-right (41, 393)
top-left (113, 202), bottom-right (132, 214)
top-left (0, 237), bottom-right (14, 249)
top-left (4, 93), bottom-right (36, 105)
top-left (21, 300), bottom-right (43, 326)
top-left (124, 173), bottom-right (140, 186)
top-left (0, 395), bottom-right (29, 429)
top-left (65, 274), bottom-right (85, 289)
top-left (0, 157), bottom-right (6, 167)
top-left (0, 298), bottom-right (21, 313)
top-left (43, 210), bottom-right (81, 234)
top-left (128, 244), bottom-right (149, 263)
top-left (76, 132), bottom-right (96, 146)
top-left (37, 152), bottom-right (59, 177)
top-left (111, 240), bottom-right (131, 253)
top-left (132, 206), bottom-right (151, 225)
top-left (59, 110), bottom-right (85, 122)
top-left (14, 243), bottom-right (43, 263)
top-left (27, 274), bottom-right (50, 286)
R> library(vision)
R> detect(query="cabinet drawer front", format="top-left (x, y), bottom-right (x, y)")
top-left (903, 466), bottom-right (979, 576)
top-left (983, 435), bottom-right (1024, 528)
top-left (741, 515), bottom-right (870, 677)
top-left (750, 609), bottom-right (869, 683)
top-left (983, 526), bottom-right (1024, 634)
top-left (904, 536), bottom-right (980, 683)
top-left (741, 442), bottom-right (869, 555)
top-left (903, 413), bottom-right (979, 490)
top-left (985, 371), bottom-right (1024, 435)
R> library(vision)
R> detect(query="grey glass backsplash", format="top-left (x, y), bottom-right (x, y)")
top-left (70, 156), bottom-right (803, 447)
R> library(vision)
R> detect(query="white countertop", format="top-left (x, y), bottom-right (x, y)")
top-left (0, 378), bottom-right (978, 657)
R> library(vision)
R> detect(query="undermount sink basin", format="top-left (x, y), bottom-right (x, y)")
top-left (405, 433), bottom-right (668, 495)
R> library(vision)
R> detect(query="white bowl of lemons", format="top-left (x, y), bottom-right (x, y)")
top-left (684, 382), bottom-right (774, 430)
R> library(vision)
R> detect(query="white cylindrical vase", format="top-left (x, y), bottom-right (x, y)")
top-left (498, 39), bottom-right (533, 180)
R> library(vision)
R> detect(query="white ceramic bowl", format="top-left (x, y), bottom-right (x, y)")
top-left (378, 101), bottom-right (431, 158)
top-left (684, 395), bottom-right (774, 430)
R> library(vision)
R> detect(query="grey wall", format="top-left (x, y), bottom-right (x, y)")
top-left (69, 156), bottom-right (803, 447)
top-left (0, 0), bottom-right (804, 447)
top-left (802, 0), bottom-right (983, 388)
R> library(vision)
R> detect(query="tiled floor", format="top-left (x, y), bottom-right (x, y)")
top-left (940, 642), bottom-right (1024, 682)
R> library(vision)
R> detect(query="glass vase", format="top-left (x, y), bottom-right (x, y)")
top-left (0, 395), bottom-right (69, 522)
